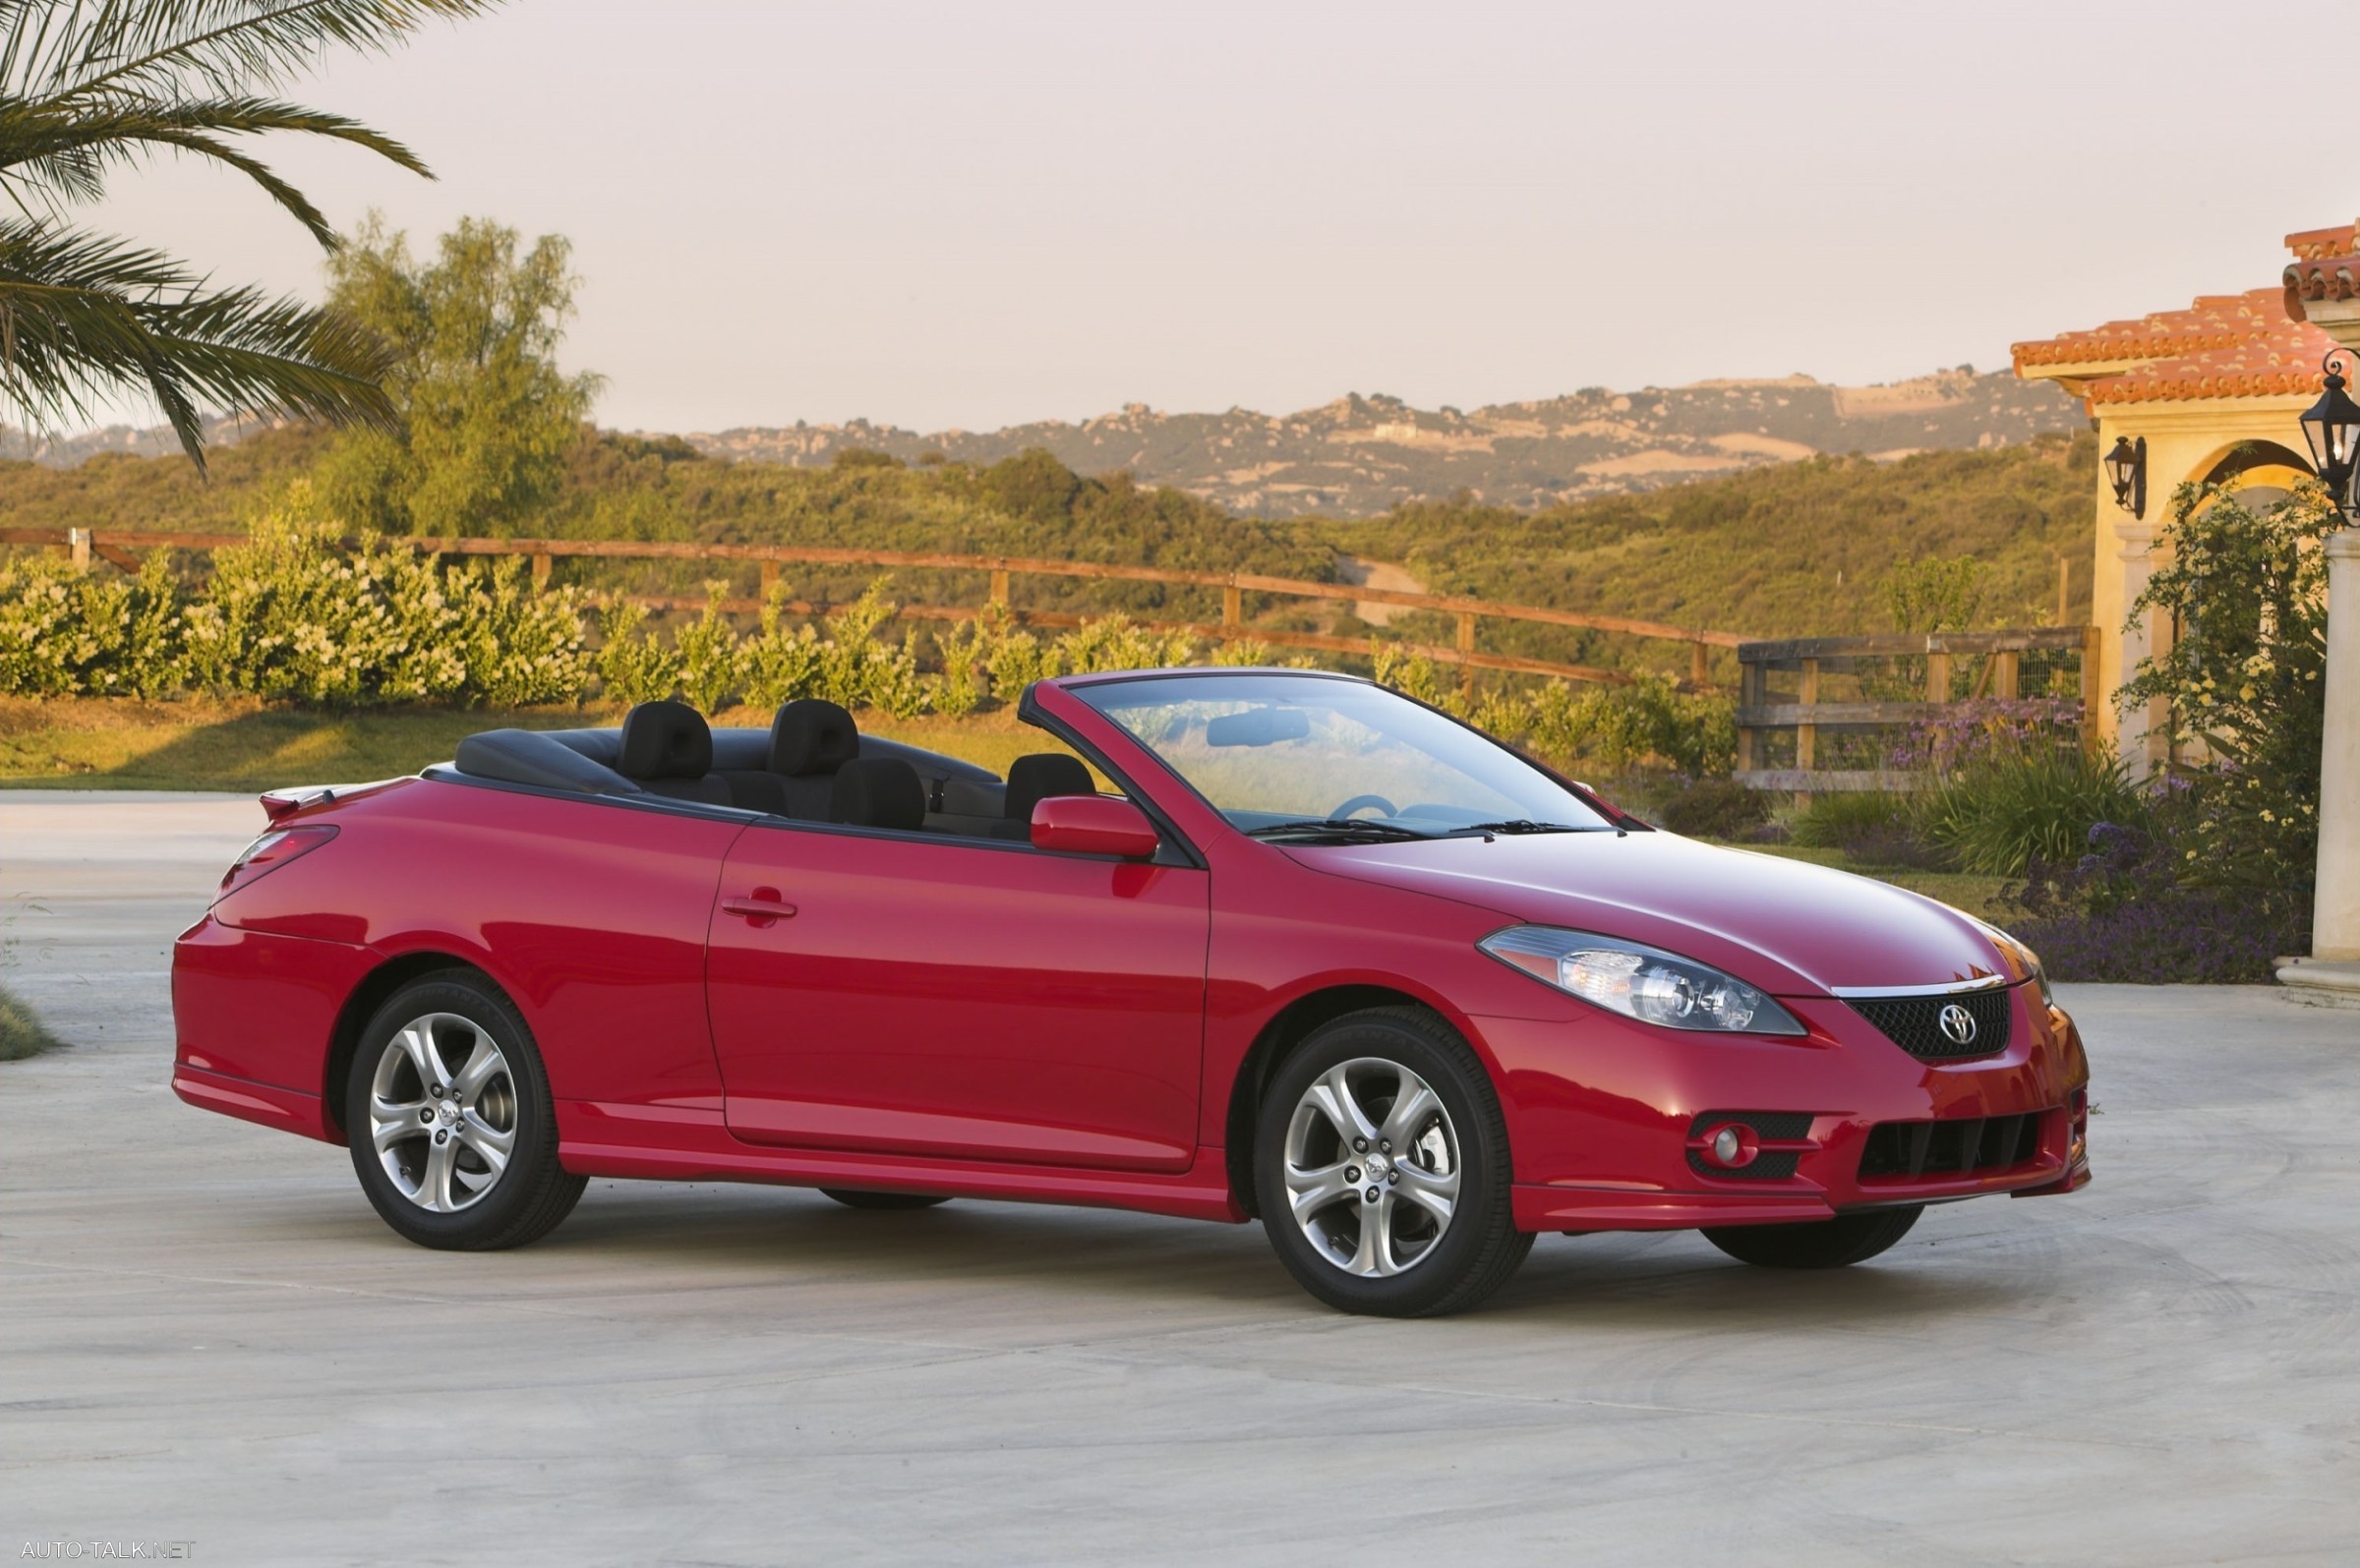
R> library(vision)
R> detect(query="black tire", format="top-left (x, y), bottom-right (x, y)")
top-left (820, 1189), bottom-right (951, 1210)
top-left (1701, 1204), bottom-right (1922, 1269)
top-left (1253, 1007), bottom-right (1531, 1317)
top-left (344, 971), bottom-right (585, 1250)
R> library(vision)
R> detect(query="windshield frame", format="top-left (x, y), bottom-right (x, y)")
top-left (1057, 668), bottom-right (1635, 844)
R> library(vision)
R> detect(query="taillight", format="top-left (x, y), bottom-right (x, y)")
top-left (218, 825), bottom-right (337, 897)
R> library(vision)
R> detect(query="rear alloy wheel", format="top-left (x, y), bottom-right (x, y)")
top-left (1701, 1204), bottom-right (1922, 1269)
top-left (820, 1189), bottom-right (951, 1211)
top-left (346, 973), bottom-right (584, 1250)
top-left (1254, 1008), bottom-right (1531, 1316)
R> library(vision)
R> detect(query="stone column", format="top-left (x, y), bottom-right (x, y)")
top-left (2282, 525), bottom-right (2360, 999)
top-left (2313, 528), bottom-right (2360, 958)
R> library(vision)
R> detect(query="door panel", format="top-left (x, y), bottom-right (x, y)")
top-left (708, 824), bottom-right (1210, 1172)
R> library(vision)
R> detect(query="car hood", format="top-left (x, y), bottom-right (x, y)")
top-left (1286, 831), bottom-right (2011, 997)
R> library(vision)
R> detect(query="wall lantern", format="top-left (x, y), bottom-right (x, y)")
top-left (2298, 350), bottom-right (2360, 515)
top-left (2103, 435), bottom-right (2147, 517)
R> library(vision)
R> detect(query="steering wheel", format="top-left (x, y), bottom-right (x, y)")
top-left (1328, 794), bottom-right (1399, 821)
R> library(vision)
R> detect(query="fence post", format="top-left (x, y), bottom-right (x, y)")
top-left (1688, 639), bottom-right (1708, 690)
top-left (759, 560), bottom-right (779, 601)
top-left (531, 552), bottom-right (553, 590)
top-left (1925, 648), bottom-right (1952, 705)
top-left (1222, 582), bottom-right (1243, 635)
top-left (68, 527), bottom-right (90, 573)
top-left (1737, 655), bottom-right (1762, 773)
top-left (1992, 648), bottom-right (2020, 700)
top-left (1456, 611), bottom-right (1477, 693)
top-left (988, 567), bottom-right (1010, 607)
top-left (1796, 657), bottom-right (1820, 774)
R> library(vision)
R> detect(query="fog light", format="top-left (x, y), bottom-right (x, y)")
top-left (1697, 1121), bottom-right (1759, 1170)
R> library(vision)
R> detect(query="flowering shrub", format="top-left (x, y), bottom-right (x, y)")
top-left (673, 587), bottom-right (742, 713)
top-left (591, 601), bottom-right (679, 706)
top-left (0, 552), bottom-right (185, 698)
top-left (455, 556), bottom-right (595, 707)
top-left (2011, 823), bottom-right (2301, 983)
top-left (739, 585), bottom-right (826, 710)
top-left (2120, 479), bottom-right (2330, 920)
top-left (1888, 697), bottom-right (2085, 775)
top-left (8, 522), bottom-right (1742, 754)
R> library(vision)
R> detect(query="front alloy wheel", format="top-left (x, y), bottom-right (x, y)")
top-left (1254, 1008), bottom-right (1530, 1316)
top-left (1282, 1057), bottom-right (1461, 1277)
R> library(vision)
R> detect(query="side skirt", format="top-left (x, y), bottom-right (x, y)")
top-left (557, 1099), bottom-right (1247, 1224)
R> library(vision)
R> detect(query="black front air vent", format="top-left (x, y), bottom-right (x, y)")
top-left (1684, 1110), bottom-right (1814, 1181)
top-left (1846, 987), bottom-right (2013, 1061)
top-left (1858, 1111), bottom-right (2046, 1181)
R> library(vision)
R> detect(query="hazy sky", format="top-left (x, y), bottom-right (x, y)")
top-left (83, 0), bottom-right (2356, 434)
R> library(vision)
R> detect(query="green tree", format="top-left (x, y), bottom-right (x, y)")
top-left (318, 213), bottom-right (599, 535)
top-left (2120, 480), bottom-right (2330, 910)
top-left (0, 0), bottom-right (500, 470)
top-left (1882, 552), bottom-right (1985, 633)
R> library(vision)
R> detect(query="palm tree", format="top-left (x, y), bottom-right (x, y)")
top-left (0, 0), bottom-right (499, 471)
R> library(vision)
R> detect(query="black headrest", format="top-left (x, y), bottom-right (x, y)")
top-left (1005, 753), bottom-right (1095, 821)
top-left (618, 701), bottom-right (712, 781)
top-left (771, 699), bottom-right (860, 777)
top-left (830, 756), bottom-right (927, 832)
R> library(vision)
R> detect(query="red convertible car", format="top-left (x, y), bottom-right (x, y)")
top-left (173, 669), bottom-right (2091, 1315)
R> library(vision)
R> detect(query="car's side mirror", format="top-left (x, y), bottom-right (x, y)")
top-left (1031, 794), bottom-right (1159, 859)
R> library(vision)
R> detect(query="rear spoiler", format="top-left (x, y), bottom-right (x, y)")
top-left (259, 779), bottom-right (403, 822)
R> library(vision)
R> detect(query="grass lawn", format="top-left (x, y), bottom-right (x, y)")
top-left (2, 699), bottom-right (2015, 919)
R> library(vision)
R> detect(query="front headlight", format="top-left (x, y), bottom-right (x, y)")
top-left (1479, 927), bottom-right (1806, 1036)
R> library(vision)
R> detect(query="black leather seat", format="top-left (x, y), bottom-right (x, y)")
top-left (742, 699), bottom-right (860, 818)
top-left (617, 701), bottom-right (731, 805)
top-left (995, 753), bottom-right (1095, 839)
top-left (830, 756), bottom-right (927, 832)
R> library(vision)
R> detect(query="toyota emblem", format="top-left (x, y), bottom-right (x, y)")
top-left (1937, 1003), bottom-right (1978, 1047)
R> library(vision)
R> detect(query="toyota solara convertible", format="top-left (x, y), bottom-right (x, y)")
top-left (173, 668), bottom-right (2091, 1315)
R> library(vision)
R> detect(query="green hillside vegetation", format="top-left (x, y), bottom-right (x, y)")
top-left (1316, 433), bottom-right (2095, 669)
top-left (1, 427), bottom-right (2095, 659)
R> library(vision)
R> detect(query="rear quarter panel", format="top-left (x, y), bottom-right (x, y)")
top-left (205, 778), bottom-right (745, 1111)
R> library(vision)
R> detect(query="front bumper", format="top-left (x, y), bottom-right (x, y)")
top-left (1482, 982), bottom-right (2093, 1233)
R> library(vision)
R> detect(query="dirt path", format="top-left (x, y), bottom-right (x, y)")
top-left (1333, 556), bottom-right (1426, 626)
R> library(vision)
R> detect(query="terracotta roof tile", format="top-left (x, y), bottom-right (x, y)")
top-left (2286, 223), bottom-right (2358, 262)
top-left (2009, 290), bottom-right (2292, 371)
top-left (2284, 252), bottom-right (2360, 314)
top-left (2016, 219), bottom-right (2360, 406)
top-left (2087, 309), bottom-right (2337, 405)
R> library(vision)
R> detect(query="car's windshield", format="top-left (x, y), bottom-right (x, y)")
top-left (1072, 672), bottom-right (1614, 841)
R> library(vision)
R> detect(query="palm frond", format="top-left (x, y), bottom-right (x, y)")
top-left (0, 216), bottom-right (396, 470)
top-left (5, 1), bottom-right (501, 103)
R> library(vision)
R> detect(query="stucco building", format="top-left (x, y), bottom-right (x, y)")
top-left (2011, 226), bottom-right (2351, 774)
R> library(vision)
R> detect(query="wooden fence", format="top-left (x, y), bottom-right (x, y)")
top-left (1735, 626), bottom-right (2103, 793)
top-left (4, 524), bottom-right (1744, 692)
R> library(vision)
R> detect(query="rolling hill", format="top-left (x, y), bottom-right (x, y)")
top-left (682, 369), bottom-right (2085, 517)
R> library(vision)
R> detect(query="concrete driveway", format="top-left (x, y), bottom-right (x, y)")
top-left (3, 790), bottom-right (2356, 1567)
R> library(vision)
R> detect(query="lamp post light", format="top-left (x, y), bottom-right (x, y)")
top-left (2286, 350), bottom-right (2360, 991)
top-left (2104, 435), bottom-right (2148, 517)
top-left (2298, 350), bottom-right (2360, 516)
